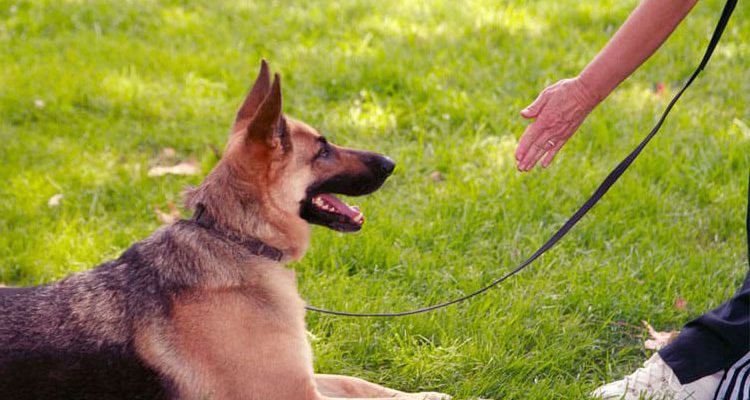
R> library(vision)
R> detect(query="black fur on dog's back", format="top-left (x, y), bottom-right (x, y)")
top-left (0, 218), bottom-right (276, 399)
top-left (0, 244), bottom-right (174, 399)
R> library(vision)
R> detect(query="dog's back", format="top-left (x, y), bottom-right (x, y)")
top-left (0, 218), bottom-right (272, 399)
top-left (0, 255), bottom-right (168, 400)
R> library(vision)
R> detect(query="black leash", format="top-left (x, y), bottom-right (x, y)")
top-left (305, 0), bottom-right (738, 317)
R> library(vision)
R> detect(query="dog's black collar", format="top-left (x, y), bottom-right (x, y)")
top-left (189, 204), bottom-right (284, 262)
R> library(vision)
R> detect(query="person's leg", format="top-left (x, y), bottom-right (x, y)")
top-left (659, 172), bottom-right (750, 384)
top-left (658, 271), bottom-right (750, 383)
top-left (713, 351), bottom-right (750, 400)
top-left (593, 171), bottom-right (750, 400)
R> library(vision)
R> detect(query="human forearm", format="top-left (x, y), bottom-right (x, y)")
top-left (578, 0), bottom-right (699, 103)
top-left (515, 0), bottom-right (699, 171)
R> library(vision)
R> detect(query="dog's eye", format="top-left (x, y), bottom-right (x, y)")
top-left (315, 140), bottom-right (331, 160)
top-left (316, 147), bottom-right (330, 159)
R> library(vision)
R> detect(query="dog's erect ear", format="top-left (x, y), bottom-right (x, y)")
top-left (247, 73), bottom-right (287, 150)
top-left (233, 59), bottom-right (271, 133)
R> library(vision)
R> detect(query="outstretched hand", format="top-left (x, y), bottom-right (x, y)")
top-left (516, 78), bottom-right (599, 171)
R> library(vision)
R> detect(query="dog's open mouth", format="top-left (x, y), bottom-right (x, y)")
top-left (312, 194), bottom-right (364, 225)
top-left (301, 193), bottom-right (365, 233)
top-left (299, 154), bottom-right (393, 233)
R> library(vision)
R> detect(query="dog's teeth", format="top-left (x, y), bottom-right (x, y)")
top-left (353, 213), bottom-right (364, 224)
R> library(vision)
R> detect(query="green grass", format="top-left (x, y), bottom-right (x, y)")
top-left (1, 0), bottom-right (749, 398)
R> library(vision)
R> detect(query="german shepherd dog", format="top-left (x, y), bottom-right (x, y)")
top-left (0, 61), bottom-right (450, 400)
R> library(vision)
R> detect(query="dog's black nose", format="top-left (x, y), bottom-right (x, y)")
top-left (379, 156), bottom-right (396, 177)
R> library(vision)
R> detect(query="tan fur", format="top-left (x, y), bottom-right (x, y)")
top-left (137, 263), bottom-right (317, 400)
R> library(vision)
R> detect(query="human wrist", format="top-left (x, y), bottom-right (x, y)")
top-left (572, 75), bottom-right (604, 110)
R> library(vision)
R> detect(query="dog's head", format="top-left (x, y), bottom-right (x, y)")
top-left (223, 60), bottom-right (394, 234)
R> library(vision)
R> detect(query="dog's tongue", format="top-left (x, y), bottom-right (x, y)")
top-left (314, 194), bottom-right (362, 220)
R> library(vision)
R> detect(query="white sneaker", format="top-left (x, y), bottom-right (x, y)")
top-left (591, 353), bottom-right (724, 399)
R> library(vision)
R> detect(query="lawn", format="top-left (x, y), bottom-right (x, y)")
top-left (1, 0), bottom-right (749, 398)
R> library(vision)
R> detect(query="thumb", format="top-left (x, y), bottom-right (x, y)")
top-left (520, 90), bottom-right (550, 119)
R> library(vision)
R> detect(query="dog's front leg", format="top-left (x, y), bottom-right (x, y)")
top-left (315, 374), bottom-right (451, 400)
top-left (315, 374), bottom-right (403, 397)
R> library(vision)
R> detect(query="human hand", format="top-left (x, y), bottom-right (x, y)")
top-left (515, 77), bottom-right (600, 171)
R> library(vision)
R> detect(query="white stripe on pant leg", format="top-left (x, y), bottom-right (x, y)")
top-left (716, 351), bottom-right (750, 399)
top-left (729, 360), bottom-right (750, 400)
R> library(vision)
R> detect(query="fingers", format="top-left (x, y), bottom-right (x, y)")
top-left (515, 118), bottom-right (543, 162)
top-left (540, 140), bottom-right (564, 168)
top-left (517, 122), bottom-right (569, 171)
top-left (517, 87), bottom-right (553, 163)
top-left (518, 127), bottom-right (568, 171)
top-left (517, 114), bottom-right (583, 170)
top-left (517, 134), bottom-right (548, 171)
top-left (520, 89), bottom-right (550, 119)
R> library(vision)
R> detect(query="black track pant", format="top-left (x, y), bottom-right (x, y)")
top-left (659, 171), bottom-right (750, 398)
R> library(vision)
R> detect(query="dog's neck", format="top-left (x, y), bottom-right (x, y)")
top-left (190, 204), bottom-right (284, 262)
top-left (183, 163), bottom-right (310, 261)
